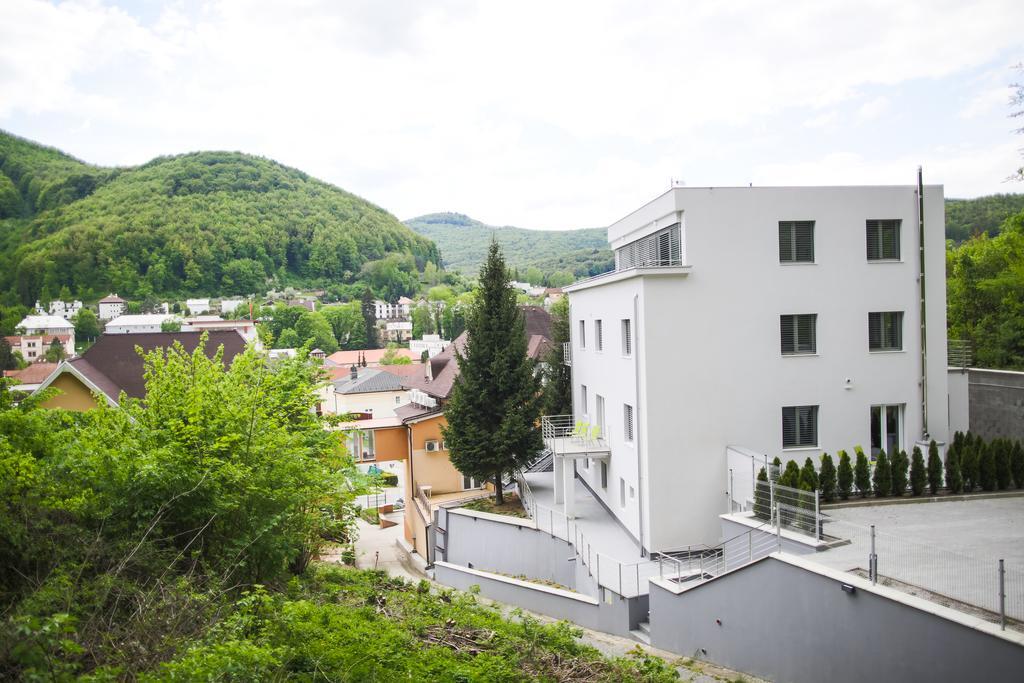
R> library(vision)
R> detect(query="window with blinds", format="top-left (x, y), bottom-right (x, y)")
top-left (868, 311), bottom-right (903, 351)
top-left (867, 219), bottom-right (901, 260)
top-left (595, 320), bottom-right (603, 351)
top-left (778, 220), bottom-right (815, 263)
top-left (579, 320), bottom-right (586, 348)
top-left (615, 223), bottom-right (682, 269)
top-left (624, 404), bottom-right (634, 442)
top-left (782, 405), bottom-right (818, 448)
top-left (621, 319), bottom-right (632, 356)
top-left (780, 314), bottom-right (817, 354)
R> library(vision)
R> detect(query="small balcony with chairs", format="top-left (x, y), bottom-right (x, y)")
top-left (541, 415), bottom-right (610, 519)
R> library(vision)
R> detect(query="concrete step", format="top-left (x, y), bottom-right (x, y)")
top-left (629, 628), bottom-right (651, 645)
top-left (637, 620), bottom-right (651, 635)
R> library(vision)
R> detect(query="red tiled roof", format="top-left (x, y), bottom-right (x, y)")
top-left (3, 362), bottom-right (59, 384)
top-left (324, 348), bottom-right (421, 367)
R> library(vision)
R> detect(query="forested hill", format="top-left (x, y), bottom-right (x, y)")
top-left (405, 212), bottom-right (613, 285)
top-left (0, 131), bottom-right (439, 305)
top-left (945, 194), bottom-right (1024, 243)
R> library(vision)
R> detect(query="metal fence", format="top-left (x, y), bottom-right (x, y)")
top-left (948, 339), bottom-right (973, 369)
top-left (753, 480), bottom-right (822, 539)
top-left (827, 519), bottom-right (1023, 627)
top-left (515, 471), bottom-right (660, 597)
top-left (654, 521), bottom-right (779, 586)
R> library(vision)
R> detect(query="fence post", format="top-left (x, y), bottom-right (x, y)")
top-left (870, 525), bottom-right (877, 585)
top-left (549, 508), bottom-right (553, 538)
top-left (999, 559), bottom-right (1006, 631)
top-left (814, 490), bottom-right (821, 540)
top-left (748, 530), bottom-right (753, 563)
top-left (770, 482), bottom-right (776, 526)
top-left (776, 502), bottom-right (782, 553)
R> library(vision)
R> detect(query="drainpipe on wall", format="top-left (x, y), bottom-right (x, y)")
top-left (634, 293), bottom-right (646, 556)
top-left (917, 166), bottom-right (929, 440)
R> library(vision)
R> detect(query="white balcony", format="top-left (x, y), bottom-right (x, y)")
top-left (541, 415), bottom-right (610, 460)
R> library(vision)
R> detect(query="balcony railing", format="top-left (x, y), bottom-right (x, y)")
top-left (948, 339), bottom-right (973, 369)
top-left (541, 415), bottom-right (610, 458)
top-left (562, 342), bottom-right (571, 366)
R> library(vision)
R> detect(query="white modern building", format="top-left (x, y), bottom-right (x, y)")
top-left (374, 297), bottom-right (414, 320)
top-left (557, 184), bottom-right (950, 552)
top-left (410, 334), bottom-right (450, 359)
top-left (105, 314), bottom-right (179, 334)
top-left (15, 315), bottom-right (76, 356)
top-left (186, 298), bottom-right (211, 315)
top-left (45, 299), bottom-right (83, 318)
top-left (219, 298), bottom-right (245, 316)
top-left (182, 316), bottom-right (259, 345)
top-left (97, 294), bottom-right (127, 321)
top-left (384, 321), bottom-right (413, 343)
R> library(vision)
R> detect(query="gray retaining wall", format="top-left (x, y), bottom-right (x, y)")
top-left (969, 368), bottom-right (1024, 442)
top-left (649, 555), bottom-right (1024, 683)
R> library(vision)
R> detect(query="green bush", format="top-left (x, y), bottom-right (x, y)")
top-left (854, 447), bottom-right (871, 498)
top-left (837, 450), bottom-right (853, 500)
top-left (961, 443), bottom-right (980, 492)
top-left (1012, 441), bottom-right (1024, 489)
top-left (799, 457), bottom-right (819, 492)
top-left (819, 453), bottom-right (837, 502)
top-left (376, 472), bottom-right (399, 487)
top-left (909, 446), bottom-right (926, 496)
top-left (873, 450), bottom-right (892, 497)
top-left (979, 442), bottom-right (997, 491)
top-left (890, 449), bottom-right (908, 497)
top-left (753, 466), bottom-right (771, 520)
top-left (994, 438), bottom-right (1012, 490)
top-left (946, 446), bottom-right (964, 494)
top-left (779, 460), bottom-right (801, 489)
top-left (927, 440), bottom-right (943, 494)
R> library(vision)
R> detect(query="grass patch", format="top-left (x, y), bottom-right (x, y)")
top-left (359, 507), bottom-right (380, 524)
top-left (460, 492), bottom-right (529, 518)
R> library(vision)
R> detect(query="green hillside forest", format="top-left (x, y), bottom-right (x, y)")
top-left (0, 131), bottom-right (439, 306)
top-left (945, 193), bottom-right (1024, 243)
top-left (405, 212), bottom-right (615, 285)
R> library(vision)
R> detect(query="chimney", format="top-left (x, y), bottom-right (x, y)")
top-left (350, 364), bottom-right (358, 381)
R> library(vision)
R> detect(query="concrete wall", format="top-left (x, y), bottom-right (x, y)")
top-left (968, 368), bottom-right (1024, 442)
top-left (435, 561), bottom-right (643, 638)
top-left (649, 555), bottom-right (1024, 683)
top-left (948, 368), bottom-right (970, 436)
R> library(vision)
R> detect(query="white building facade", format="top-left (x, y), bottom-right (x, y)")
top-left (562, 185), bottom-right (950, 552)
top-left (97, 294), bottom-right (126, 321)
top-left (105, 314), bottom-right (178, 334)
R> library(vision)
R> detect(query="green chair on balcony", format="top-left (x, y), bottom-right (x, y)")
top-left (590, 425), bottom-right (601, 442)
top-left (573, 421), bottom-right (587, 441)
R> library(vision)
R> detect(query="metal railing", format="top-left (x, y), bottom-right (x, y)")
top-left (567, 258), bottom-right (687, 288)
top-left (829, 519), bottom-right (1024, 626)
top-left (562, 342), bottom-right (572, 366)
top-left (753, 480), bottom-right (822, 540)
top-left (514, 471), bottom-right (660, 597)
top-left (540, 415), bottom-right (608, 453)
top-left (655, 521), bottom-right (779, 587)
top-left (948, 339), bottom-right (973, 368)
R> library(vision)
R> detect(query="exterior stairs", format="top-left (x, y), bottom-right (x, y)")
top-left (630, 620), bottom-right (651, 645)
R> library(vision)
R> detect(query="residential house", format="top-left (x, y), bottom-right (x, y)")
top-left (219, 298), bottom-right (245, 316)
top-left (3, 362), bottom-right (59, 392)
top-left (556, 184), bottom-right (950, 553)
top-left (15, 315), bottom-right (76, 357)
top-left (5, 335), bottom-right (73, 362)
top-left (98, 294), bottom-right (127, 321)
top-left (47, 299), bottom-right (83, 318)
top-left (33, 330), bottom-right (247, 410)
top-left (105, 313), bottom-right (179, 334)
top-left (186, 298), bottom-right (211, 315)
top-left (409, 334), bottom-right (450, 359)
top-left (383, 321), bottom-right (413, 343)
top-left (182, 316), bottom-right (260, 345)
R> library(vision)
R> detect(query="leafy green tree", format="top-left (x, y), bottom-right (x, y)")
top-left (979, 442), bottom-right (997, 491)
top-left (277, 328), bottom-right (300, 348)
top-left (161, 318), bottom-right (182, 332)
top-left (837, 450), bottom-right (853, 500)
top-left (854, 447), bottom-right (871, 497)
top-left (872, 450), bottom-right (892, 497)
top-left (411, 303), bottom-right (435, 338)
top-left (42, 337), bottom-right (66, 362)
top-left (540, 296), bottom-right (571, 416)
top-left (443, 242), bottom-right (543, 504)
top-left (380, 345), bottom-right (412, 365)
top-left (927, 439), bottom-right (943, 494)
top-left (1012, 440), bottom-right (1024, 489)
top-left (799, 457), bottom-right (819, 492)
top-left (890, 449), bottom-right (908, 496)
top-left (909, 446), bottom-right (926, 496)
top-left (72, 308), bottom-right (100, 341)
top-left (819, 453), bottom-right (837, 502)
top-left (0, 336), bottom-right (16, 371)
top-left (295, 311), bottom-right (338, 354)
top-left (946, 444), bottom-right (965, 494)
top-left (321, 302), bottom-right (366, 350)
top-left (222, 258), bottom-right (266, 295)
top-left (360, 289), bottom-right (377, 350)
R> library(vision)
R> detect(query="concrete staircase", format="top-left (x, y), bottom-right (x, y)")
top-left (630, 620), bottom-right (651, 645)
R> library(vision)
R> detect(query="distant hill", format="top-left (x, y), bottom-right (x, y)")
top-left (404, 212), bottom-right (614, 283)
top-left (945, 194), bottom-right (1024, 243)
top-left (0, 130), bottom-right (439, 305)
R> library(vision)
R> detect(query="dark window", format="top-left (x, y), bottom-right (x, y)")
top-left (869, 312), bottom-right (903, 351)
top-left (624, 404), bottom-right (634, 442)
top-left (780, 314), bottom-right (817, 354)
top-left (779, 221), bottom-right (815, 263)
top-left (600, 462), bottom-right (608, 488)
top-left (782, 405), bottom-right (818, 448)
top-left (867, 219), bottom-right (901, 260)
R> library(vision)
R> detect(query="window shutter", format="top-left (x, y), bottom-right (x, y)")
top-left (778, 223), bottom-right (791, 262)
top-left (622, 319), bottom-right (632, 355)
top-left (624, 404), bottom-right (634, 441)
top-left (866, 221), bottom-right (881, 260)
top-left (780, 315), bottom-right (795, 353)
top-left (779, 221), bottom-right (814, 262)
top-left (868, 312), bottom-right (882, 349)
top-left (867, 219), bottom-right (900, 260)
top-left (783, 405), bottom-right (818, 448)
top-left (781, 314), bottom-right (816, 354)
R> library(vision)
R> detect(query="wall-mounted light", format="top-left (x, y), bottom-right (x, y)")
top-left (841, 583), bottom-right (856, 594)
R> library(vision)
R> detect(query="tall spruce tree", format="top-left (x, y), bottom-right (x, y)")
top-left (854, 447), bottom-right (871, 498)
top-left (837, 450), bottom-right (854, 500)
top-left (1011, 441), bottom-right (1024, 489)
top-left (890, 449), bottom-right (909, 497)
top-left (927, 439), bottom-right (943, 494)
top-left (873, 450), bottom-right (892, 497)
top-left (819, 453), bottom-right (837, 502)
top-left (909, 446), bottom-right (926, 496)
top-left (0, 336), bottom-right (16, 371)
top-left (360, 289), bottom-right (378, 350)
top-left (443, 242), bottom-right (543, 504)
top-left (540, 296), bottom-right (572, 416)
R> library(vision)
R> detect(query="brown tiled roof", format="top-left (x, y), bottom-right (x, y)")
top-left (401, 332), bottom-right (467, 400)
top-left (527, 335), bottom-right (553, 360)
top-left (521, 305), bottom-right (552, 341)
top-left (3, 362), bottom-right (59, 384)
top-left (376, 363), bottom-right (423, 379)
top-left (62, 331), bottom-right (247, 401)
top-left (395, 402), bottom-right (443, 423)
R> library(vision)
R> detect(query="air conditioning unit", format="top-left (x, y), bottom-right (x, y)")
top-left (425, 440), bottom-right (439, 452)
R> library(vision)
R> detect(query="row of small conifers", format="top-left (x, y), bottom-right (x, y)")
top-left (755, 432), bottom-right (1024, 507)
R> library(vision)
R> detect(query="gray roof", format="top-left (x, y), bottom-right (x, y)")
top-left (333, 367), bottom-right (405, 395)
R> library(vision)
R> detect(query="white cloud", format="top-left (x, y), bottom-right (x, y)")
top-left (1, 0), bottom-right (1022, 228)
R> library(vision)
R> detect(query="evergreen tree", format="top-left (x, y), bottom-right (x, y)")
top-left (43, 337), bottom-right (66, 363)
top-left (837, 450), bottom-right (853, 500)
top-left (0, 336), bottom-right (15, 371)
top-left (994, 438), bottom-right (1012, 490)
top-left (890, 449), bottom-right (908, 497)
top-left (961, 443), bottom-right (980, 492)
top-left (927, 439), bottom-right (943, 494)
top-left (819, 453), bottom-right (837, 502)
top-left (799, 457), bottom-right (819, 492)
top-left (953, 430), bottom-right (965, 452)
top-left (909, 446), bottom-right (926, 496)
top-left (1011, 441), bottom-right (1024, 489)
top-left (872, 449), bottom-right (892, 497)
top-left (72, 308), bottom-right (100, 341)
top-left (540, 296), bottom-right (572, 416)
top-left (753, 466), bottom-right (770, 520)
top-left (779, 460), bottom-right (801, 488)
top-left (360, 289), bottom-right (378, 350)
top-left (443, 242), bottom-right (543, 504)
top-left (854, 447), bottom-right (871, 498)
top-left (946, 446), bottom-right (964, 494)
top-left (979, 442), bottom-right (997, 491)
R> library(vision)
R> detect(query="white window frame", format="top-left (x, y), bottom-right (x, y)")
top-left (579, 320), bottom-right (586, 348)
top-left (619, 477), bottom-right (626, 508)
top-left (867, 219), bottom-right (901, 261)
top-left (870, 404), bottom-right (904, 458)
top-left (580, 384), bottom-right (588, 419)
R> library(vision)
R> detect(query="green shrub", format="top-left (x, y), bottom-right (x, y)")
top-left (994, 438), bottom-right (1012, 490)
top-left (927, 439), bottom-right (943, 494)
top-left (854, 447), bottom-right (871, 498)
top-left (1012, 441), bottom-right (1024, 489)
top-left (979, 442), bottom-right (997, 491)
top-left (779, 460), bottom-right (801, 488)
top-left (837, 450), bottom-right (853, 500)
top-left (819, 453), bottom-right (837, 502)
top-left (799, 457), bottom-right (819, 492)
top-left (890, 449), bottom-right (908, 496)
top-left (377, 472), bottom-right (399, 487)
top-left (909, 446), bottom-right (926, 496)
top-left (961, 443), bottom-right (979, 492)
top-left (873, 450), bottom-right (892, 497)
top-left (946, 446), bottom-right (964, 494)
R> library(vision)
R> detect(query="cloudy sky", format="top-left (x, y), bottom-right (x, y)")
top-left (1, 0), bottom-right (1022, 229)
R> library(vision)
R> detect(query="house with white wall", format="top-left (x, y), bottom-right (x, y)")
top-left (410, 334), bottom-right (450, 359)
top-left (98, 294), bottom-right (126, 321)
top-left (15, 315), bottom-right (76, 357)
top-left (47, 299), bottom-right (83, 318)
top-left (105, 314), bottom-right (179, 334)
top-left (557, 184), bottom-right (950, 553)
top-left (186, 298), bottom-right (211, 315)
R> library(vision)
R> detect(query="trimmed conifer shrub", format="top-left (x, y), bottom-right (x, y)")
top-left (779, 460), bottom-right (801, 489)
top-left (819, 453), bottom-right (837, 502)
top-left (961, 443), bottom-right (979, 492)
top-left (754, 466), bottom-right (771, 520)
top-left (1012, 441), bottom-right (1024, 489)
top-left (994, 438), bottom-right (1012, 490)
top-left (800, 457), bottom-right (819, 492)
top-left (837, 450), bottom-right (853, 500)
top-left (926, 440), bottom-right (942, 494)
top-left (946, 446), bottom-right (964, 494)
top-left (854, 447), bottom-right (871, 498)
top-left (979, 442), bottom-right (997, 491)
top-left (890, 449), bottom-right (908, 497)
top-left (909, 446), bottom-right (926, 496)
top-left (953, 430), bottom-right (965, 451)
top-left (873, 449), bottom-right (892, 497)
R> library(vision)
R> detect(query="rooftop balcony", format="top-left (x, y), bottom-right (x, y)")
top-left (541, 415), bottom-right (610, 460)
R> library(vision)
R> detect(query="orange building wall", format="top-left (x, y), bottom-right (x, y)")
top-left (373, 426), bottom-right (408, 463)
top-left (39, 373), bottom-right (102, 411)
